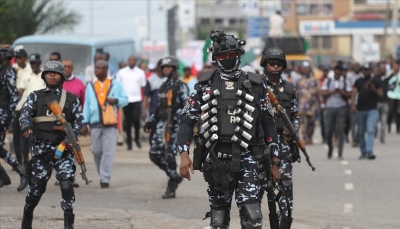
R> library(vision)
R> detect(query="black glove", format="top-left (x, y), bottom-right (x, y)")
top-left (144, 121), bottom-right (153, 131)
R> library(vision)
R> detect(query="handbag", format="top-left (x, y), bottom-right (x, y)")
top-left (101, 104), bottom-right (117, 125)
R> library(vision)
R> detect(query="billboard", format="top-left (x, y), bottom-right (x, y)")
top-left (141, 40), bottom-right (169, 66)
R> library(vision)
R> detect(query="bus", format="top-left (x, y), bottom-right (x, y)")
top-left (13, 35), bottom-right (135, 81)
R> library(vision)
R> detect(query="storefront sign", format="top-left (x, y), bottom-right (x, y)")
top-left (299, 20), bottom-right (334, 35)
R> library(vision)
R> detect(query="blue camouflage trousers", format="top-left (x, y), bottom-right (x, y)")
top-left (149, 120), bottom-right (178, 179)
top-left (207, 149), bottom-right (266, 209)
top-left (25, 145), bottom-right (76, 212)
top-left (278, 134), bottom-right (294, 218)
top-left (0, 115), bottom-right (19, 168)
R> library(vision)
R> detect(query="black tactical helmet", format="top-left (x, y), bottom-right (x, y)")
top-left (160, 56), bottom-right (179, 69)
top-left (260, 47), bottom-right (287, 69)
top-left (41, 61), bottom-right (66, 80)
top-left (208, 30), bottom-right (246, 59)
top-left (0, 44), bottom-right (14, 58)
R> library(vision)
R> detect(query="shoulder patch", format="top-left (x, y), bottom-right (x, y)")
top-left (198, 70), bottom-right (216, 83)
top-left (247, 72), bottom-right (262, 84)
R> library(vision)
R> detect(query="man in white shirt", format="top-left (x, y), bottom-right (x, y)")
top-left (13, 49), bottom-right (32, 89)
top-left (13, 54), bottom-right (45, 167)
top-left (269, 11), bottom-right (285, 38)
top-left (116, 56), bottom-right (146, 150)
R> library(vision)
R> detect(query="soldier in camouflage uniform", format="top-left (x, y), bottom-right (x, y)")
top-left (178, 30), bottom-right (281, 229)
top-left (144, 56), bottom-right (188, 199)
top-left (0, 44), bottom-right (29, 191)
top-left (261, 47), bottom-right (300, 229)
top-left (19, 61), bottom-right (83, 229)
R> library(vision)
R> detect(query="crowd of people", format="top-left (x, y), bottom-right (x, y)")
top-left (1, 30), bottom-right (400, 228)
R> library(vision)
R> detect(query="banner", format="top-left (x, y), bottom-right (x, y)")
top-left (141, 40), bottom-right (169, 66)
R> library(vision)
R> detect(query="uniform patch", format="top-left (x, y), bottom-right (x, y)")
top-left (225, 81), bottom-right (234, 90)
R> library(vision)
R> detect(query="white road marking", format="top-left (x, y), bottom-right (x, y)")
top-left (343, 203), bottom-right (353, 213)
top-left (345, 183), bottom-right (354, 190)
top-left (344, 170), bottom-right (352, 175)
top-left (341, 160), bottom-right (349, 165)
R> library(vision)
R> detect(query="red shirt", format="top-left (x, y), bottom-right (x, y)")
top-left (63, 76), bottom-right (86, 107)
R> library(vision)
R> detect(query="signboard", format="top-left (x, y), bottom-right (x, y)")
top-left (239, 0), bottom-right (260, 16)
top-left (261, 0), bottom-right (281, 15)
top-left (176, 40), bottom-right (205, 67)
top-left (361, 42), bottom-right (380, 62)
top-left (179, 0), bottom-right (196, 29)
top-left (134, 16), bottom-right (148, 40)
top-left (247, 17), bottom-right (269, 38)
top-left (299, 20), bottom-right (334, 35)
top-left (366, 0), bottom-right (394, 4)
top-left (141, 40), bottom-right (168, 66)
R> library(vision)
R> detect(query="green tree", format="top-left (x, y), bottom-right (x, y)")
top-left (0, 0), bottom-right (81, 43)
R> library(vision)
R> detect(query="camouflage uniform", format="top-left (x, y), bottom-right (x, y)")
top-left (148, 77), bottom-right (189, 197)
top-left (19, 87), bottom-right (83, 212)
top-left (0, 63), bottom-right (27, 190)
top-left (177, 73), bottom-right (280, 228)
top-left (264, 78), bottom-right (300, 221)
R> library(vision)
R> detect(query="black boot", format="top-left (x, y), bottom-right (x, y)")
top-left (64, 211), bottom-right (75, 229)
top-left (21, 208), bottom-right (33, 229)
top-left (162, 175), bottom-right (183, 199)
top-left (280, 217), bottom-right (293, 229)
top-left (15, 164), bottom-right (29, 192)
top-left (0, 165), bottom-right (11, 187)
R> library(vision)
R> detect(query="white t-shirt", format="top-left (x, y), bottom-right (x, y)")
top-left (116, 66), bottom-right (146, 103)
top-left (13, 63), bottom-right (32, 89)
top-left (269, 13), bottom-right (285, 38)
top-left (16, 71), bottom-right (46, 111)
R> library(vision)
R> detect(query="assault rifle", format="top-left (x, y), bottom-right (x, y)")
top-left (48, 100), bottom-right (91, 184)
top-left (267, 88), bottom-right (316, 171)
top-left (164, 90), bottom-right (173, 158)
top-left (263, 147), bottom-right (280, 229)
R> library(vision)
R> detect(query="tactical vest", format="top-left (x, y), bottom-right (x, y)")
top-left (198, 70), bottom-right (264, 150)
top-left (266, 80), bottom-right (295, 130)
top-left (33, 89), bottom-right (75, 143)
top-left (156, 80), bottom-right (182, 121)
top-left (0, 65), bottom-right (14, 107)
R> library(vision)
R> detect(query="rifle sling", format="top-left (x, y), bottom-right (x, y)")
top-left (32, 89), bottom-right (67, 123)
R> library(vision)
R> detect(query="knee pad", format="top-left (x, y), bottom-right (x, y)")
top-left (25, 195), bottom-right (41, 211)
top-left (281, 179), bottom-right (293, 197)
top-left (239, 203), bottom-right (263, 229)
top-left (59, 180), bottom-right (74, 200)
top-left (210, 208), bottom-right (230, 229)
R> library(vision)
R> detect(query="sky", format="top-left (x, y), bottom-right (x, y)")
top-left (63, 0), bottom-right (172, 50)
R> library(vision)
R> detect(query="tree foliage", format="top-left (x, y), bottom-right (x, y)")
top-left (0, 0), bottom-right (81, 43)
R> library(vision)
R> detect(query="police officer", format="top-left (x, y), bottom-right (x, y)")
top-left (261, 47), bottom-right (300, 229)
top-left (0, 44), bottom-right (28, 191)
top-left (144, 56), bottom-right (188, 199)
top-left (19, 61), bottom-right (83, 229)
top-left (178, 30), bottom-right (281, 229)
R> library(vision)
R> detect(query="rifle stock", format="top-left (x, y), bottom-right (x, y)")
top-left (267, 88), bottom-right (316, 171)
top-left (263, 147), bottom-right (280, 229)
top-left (164, 90), bottom-right (173, 155)
top-left (48, 100), bottom-right (91, 184)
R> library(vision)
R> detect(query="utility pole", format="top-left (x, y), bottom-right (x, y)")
top-left (89, 0), bottom-right (93, 35)
top-left (147, 1), bottom-right (151, 40)
top-left (391, 0), bottom-right (398, 58)
top-left (382, 0), bottom-right (390, 57)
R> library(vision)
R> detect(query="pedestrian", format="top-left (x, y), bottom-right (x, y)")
top-left (387, 58), bottom-right (400, 134)
top-left (262, 47), bottom-right (299, 228)
top-left (143, 56), bottom-right (188, 199)
top-left (62, 59), bottom-right (85, 106)
top-left (182, 67), bottom-right (198, 95)
top-left (85, 52), bottom-right (104, 84)
top-left (116, 55), bottom-right (146, 150)
top-left (19, 61), bottom-right (83, 228)
top-left (351, 63), bottom-right (383, 159)
top-left (142, 59), bottom-right (166, 144)
top-left (318, 64), bottom-right (330, 143)
top-left (49, 52), bottom-right (61, 61)
top-left (14, 54), bottom-right (46, 168)
top-left (347, 62), bottom-right (363, 147)
top-left (0, 44), bottom-right (29, 192)
top-left (375, 62), bottom-right (390, 143)
top-left (102, 52), bottom-right (117, 76)
top-left (13, 48), bottom-right (31, 89)
top-left (81, 60), bottom-right (128, 188)
top-left (321, 64), bottom-right (352, 160)
top-left (178, 30), bottom-right (280, 228)
top-left (296, 61), bottom-right (320, 144)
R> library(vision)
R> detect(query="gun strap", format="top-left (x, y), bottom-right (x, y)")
top-left (32, 89), bottom-right (67, 123)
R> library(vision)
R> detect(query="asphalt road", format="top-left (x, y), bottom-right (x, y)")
top-left (1, 127), bottom-right (399, 229)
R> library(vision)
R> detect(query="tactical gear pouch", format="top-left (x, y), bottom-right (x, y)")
top-left (193, 134), bottom-right (207, 171)
top-left (251, 145), bottom-right (263, 161)
top-left (203, 158), bottom-right (213, 183)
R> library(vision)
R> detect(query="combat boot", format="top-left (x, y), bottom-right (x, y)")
top-left (279, 217), bottom-right (293, 229)
top-left (14, 164), bottom-right (29, 192)
top-left (0, 165), bottom-right (11, 187)
top-left (21, 208), bottom-right (33, 229)
top-left (64, 211), bottom-right (75, 229)
top-left (162, 175), bottom-right (183, 199)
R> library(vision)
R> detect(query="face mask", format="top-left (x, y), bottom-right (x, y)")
top-left (218, 57), bottom-right (238, 71)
